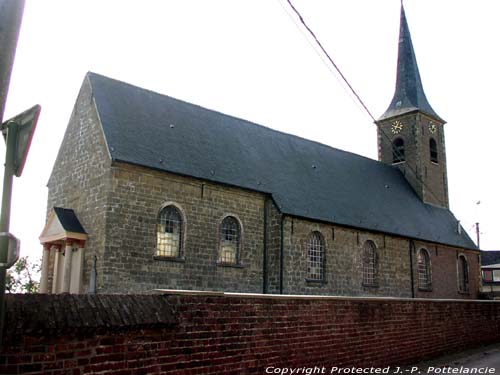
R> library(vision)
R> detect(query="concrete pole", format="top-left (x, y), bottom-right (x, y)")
top-left (39, 244), bottom-right (50, 293)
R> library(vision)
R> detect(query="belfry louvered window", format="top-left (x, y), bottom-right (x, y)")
top-left (307, 232), bottom-right (325, 281)
top-left (429, 138), bottom-right (438, 163)
top-left (362, 240), bottom-right (378, 286)
top-left (417, 249), bottom-right (432, 291)
top-left (392, 138), bottom-right (405, 163)
top-left (156, 205), bottom-right (183, 258)
top-left (219, 216), bottom-right (241, 264)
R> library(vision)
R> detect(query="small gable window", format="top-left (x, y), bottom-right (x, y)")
top-left (458, 255), bottom-right (469, 293)
top-left (417, 249), bottom-right (432, 291)
top-left (362, 240), bottom-right (378, 286)
top-left (392, 138), bottom-right (405, 163)
top-left (156, 204), bottom-right (184, 258)
top-left (430, 138), bottom-right (438, 163)
top-left (307, 231), bottom-right (325, 281)
top-left (219, 216), bottom-right (241, 265)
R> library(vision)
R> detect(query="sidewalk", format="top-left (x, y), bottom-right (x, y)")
top-left (405, 343), bottom-right (500, 373)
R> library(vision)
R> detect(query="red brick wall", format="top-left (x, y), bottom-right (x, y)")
top-left (1, 293), bottom-right (500, 374)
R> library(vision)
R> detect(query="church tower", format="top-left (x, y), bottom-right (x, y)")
top-left (377, 5), bottom-right (449, 208)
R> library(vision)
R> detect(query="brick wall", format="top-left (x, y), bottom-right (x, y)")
top-left (1, 292), bottom-right (499, 374)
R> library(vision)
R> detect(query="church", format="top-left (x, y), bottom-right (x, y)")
top-left (38, 6), bottom-right (479, 298)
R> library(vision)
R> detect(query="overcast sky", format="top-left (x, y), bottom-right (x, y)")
top-left (3, 0), bottom-right (500, 264)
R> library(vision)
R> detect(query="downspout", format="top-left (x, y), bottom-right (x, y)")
top-left (280, 215), bottom-right (284, 294)
top-left (409, 240), bottom-right (415, 298)
top-left (262, 197), bottom-right (268, 294)
top-left (89, 255), bottom-right (97, 294)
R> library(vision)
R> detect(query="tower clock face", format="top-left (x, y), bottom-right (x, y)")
top-left (391, 120), bottom-right (404, 134)
top-left (428, 122), bottom-right (437, 134)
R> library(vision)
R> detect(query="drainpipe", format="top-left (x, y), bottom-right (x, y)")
top-left (409, 240), bottom-right (415, 298)
top-left (89, 255), bottom-right (97, 294)
top-left (279, 215), bottom-right (284, 294)
top-left (262, 197), bottom-right (268, 294)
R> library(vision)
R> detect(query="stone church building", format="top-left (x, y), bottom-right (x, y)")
top-left (39, 6), bottom-right (479, 298)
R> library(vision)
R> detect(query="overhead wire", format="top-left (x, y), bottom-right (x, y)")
top-left (280, 0), bottom-right (448, 209)
top-left (276, 0), bottom-right (371, 118)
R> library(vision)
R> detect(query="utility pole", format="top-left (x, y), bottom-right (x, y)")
top-left (476, 222), bottom-right (480, 250)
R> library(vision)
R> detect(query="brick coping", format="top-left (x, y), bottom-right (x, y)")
top-left (154, 288), bottom-right (500, 303)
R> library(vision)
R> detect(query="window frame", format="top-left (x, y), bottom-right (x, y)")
top-left (457, 254), bottom-right (469, 293)
top-left (217, 215), bottom-right (243, 266)
top-left (306, 231), bottom-right (326, 283)
top-left (482, 269), bottom-right (493, 282)
top-left (362, 240), bottom-right (379, 287)
top-left (429, 138), bottom-right (438, 164)
top-left (417, 248), bottom-right (432, 291)
top-left (154, 203), bottom-right (186, 261)
top-left (392, 137), bottom-right (405, 164)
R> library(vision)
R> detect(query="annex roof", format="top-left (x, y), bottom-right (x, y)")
top-left (378, 6), bottom-right (444, 123)
top-left (39, 207), bottom-right (87, 244)
top-left (481, 251), bottom-right (500, 267)
top-left (87, 72), bottom-right (475, 250)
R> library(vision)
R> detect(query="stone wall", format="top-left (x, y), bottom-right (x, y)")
top-left (46, 76), bottom-right (112, 293)
top-left (282, 216), bottom-right (479, 299)
top-left (378, 113), bottom-right (449, 208)
top-left (43, 78), bottom-right (477, 298)
top-left (101, 162), bottom-right (266, 293)
top-left (1, 292), bottom-right (499, 374)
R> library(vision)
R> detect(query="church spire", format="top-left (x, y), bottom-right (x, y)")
top-left (378, 5), bottom-right (444, 123)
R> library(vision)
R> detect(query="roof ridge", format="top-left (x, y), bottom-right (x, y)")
top-left (85, 71), bottom-right (476, 250)
top-left (86, 71), bottom-right (378, 166)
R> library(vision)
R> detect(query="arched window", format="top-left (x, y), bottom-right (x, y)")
top-left (429, 138), bottom-right (438, 163)
top-left (362, 240), bottom-right (378, 286)
top-left (307, 231), bottom-right (325, 281)
top-left (458, 255), bottom-right (469, 293)
top-left (219, 216), bottom-right (241, 264)
top-left (392, 138), bottom-right (405, 163)
top-left (417, 249), bottom-right (432, 290)
top-left (156, 205), bottom-right (183, 258)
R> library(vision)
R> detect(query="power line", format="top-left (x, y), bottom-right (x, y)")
top-left (281, 0), bottom-right (447, 208)
top-left (284, 0), bottom-right (377, 122)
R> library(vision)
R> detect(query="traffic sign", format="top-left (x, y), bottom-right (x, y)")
top-left (1, 104), bottom-right (40, 177)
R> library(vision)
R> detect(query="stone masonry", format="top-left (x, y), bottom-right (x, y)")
top-left (44, 76), bottom-right (480, 298)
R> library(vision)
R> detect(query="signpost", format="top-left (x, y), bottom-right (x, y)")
top-left (0, 105), bottom-right (40, 345)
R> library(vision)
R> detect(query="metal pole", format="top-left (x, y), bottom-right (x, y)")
top-left (0, 122), bottom-right (17, 345)
top-left (0, 0), bottom-right (25, 123)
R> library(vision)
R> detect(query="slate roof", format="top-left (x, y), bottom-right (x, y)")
top-left (87, 72), bottom-right (476, 250)
top-left (53, 207), bottom-right (87, 234)
top-left (378, 6), bottom-right (444, 123)
top-left (481, 251), bottom-right (500, 267)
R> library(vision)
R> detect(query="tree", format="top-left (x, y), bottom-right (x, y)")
top-left (5, 256), bottom-right (40, 293)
